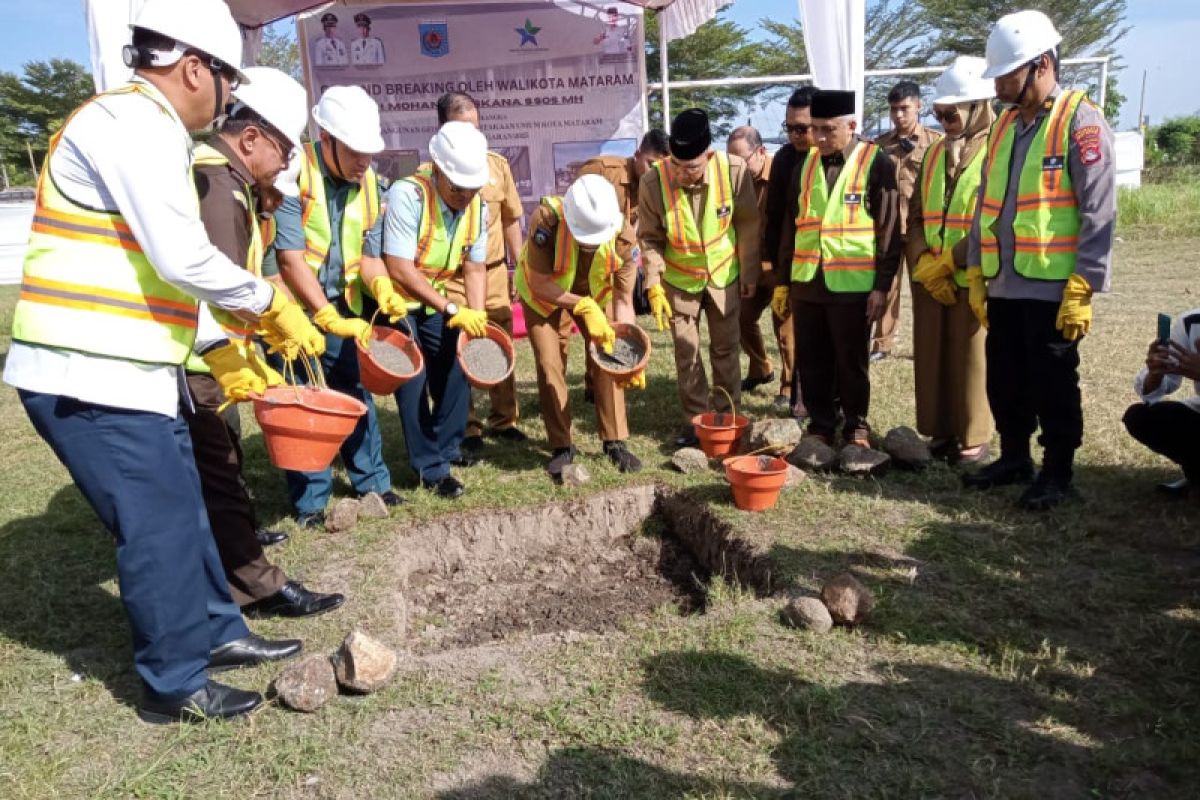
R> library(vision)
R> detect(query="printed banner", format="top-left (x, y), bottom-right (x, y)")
top-left (300, 1), bottom-right (647, 215)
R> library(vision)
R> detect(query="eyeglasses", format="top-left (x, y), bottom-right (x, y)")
top-left (932, 108), bottom-right (960, 123)
top-left (261, 130), bottom-right (295, 163)
top-left (783, 123), bottom-right (811, 135)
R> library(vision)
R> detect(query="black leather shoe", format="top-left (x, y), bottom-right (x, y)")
top-left (1018, 472), bottom-right (1077, 511)
top-left (243, 581), bottom-right (346, 619)
top-left (295, 511), bottom-right (324, 530)
top-left (547, 445), bottom-right (577, 482)
top-left (741, 372), bottom-right (775, 392)
top-left (603, 440), bottom-right (642, 473)
top-left (378, 490), bottom-right (406, 507)
top-left (961, 457), bottom-right (1034, 490)
top-left (1156, 477), bottom-right (1192, 497)
top-left (494, 426), bottom-right (528, 443)
top-left (208, 634), bottom-right (303, 673)
top-left (583, 387), bottom-right (595, 404)
top-left (255, 528), bottom-right (289, 547)
top-left (675, 429), bottom-right (700, 448)
top-left (869, 351), bottom-right (888, 364)
top-left (461, 435), bottom-right (484, 454)
top-left (422, 475), bottom-right (465, 499)
top-left (139, 679), bottom-right (262, 724)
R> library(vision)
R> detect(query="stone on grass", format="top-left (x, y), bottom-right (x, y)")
top-left (747, 418), bottom-right (803, 454)
top-left (325, 498), bottom-right (360, 532)
top-left (787, 436), bottom-right (838, 471)
top-left (272, 654), bottom-right (337, 713)
top-left (671, 447), bottom-right (710, 474)
top-left (782, 464), bottom-right (807, 491)
top-left (821, 573), bottom-right (875, 625)
top-left (882, 426), bottom-right (932, 469)
top-left (781, 596), bottom-right (833, 633)
top-left (839, 444), bottom-right (891, 476)
top-left (357, 491), bottom-right (390, 520)
top-left (561, 463), bottom-right (591, 487)
top-left (333, 630), bottom-right (398, 694)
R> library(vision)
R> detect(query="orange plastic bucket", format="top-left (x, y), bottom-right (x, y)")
top-left (587, 322), bottom-right (652, 379)
top-left (724, 455), bottom-right (789, 511)
top-left (457, 321), bottom-right (515, 390)
top-left (356, 325), bottom-right (423, 395)
top-left (692, 411), bottom-right (750, 458)
top-left (252, 386), bottom-right (367, 472)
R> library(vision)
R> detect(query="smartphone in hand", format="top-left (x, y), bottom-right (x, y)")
top-left (1158, 313), bottom-right (1172, 344)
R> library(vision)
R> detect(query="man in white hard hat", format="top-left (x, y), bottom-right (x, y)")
top-left (270, 85), bottom-right (409, 528)
top-left (963, 9), bottom-right (1116, 510)
top-left (3, 0), bottom-right (326, 723)
top-left (185, 67), bottom-right (345, 621)
top-left (906, 56), bottom-right (996, 465)
top-left (382, 121), bottom-right (491, 499)
top-left (514, 174), bottom-right (645, 481)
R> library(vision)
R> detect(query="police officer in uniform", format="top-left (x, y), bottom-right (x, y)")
top-left (351, 13), bottom-right (386, 66)
top-left (314, 13), bottom-right (349, 67)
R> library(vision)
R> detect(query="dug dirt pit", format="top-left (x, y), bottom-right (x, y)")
top-left (368, 338), bottom-right (415, 374)
top-left (592, 336), bottom-right (646, 371)
top-left (406, 534), bottom-right (707, 652)
top-left (462, 337), bottom-right (510, 382)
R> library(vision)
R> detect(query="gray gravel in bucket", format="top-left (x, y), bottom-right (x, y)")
top-left (593, 336), bottom-right (645, 370)
top-left (463, 337), bottom-right (509, 382)
top-left (368, 338), bottom-right (415, 374)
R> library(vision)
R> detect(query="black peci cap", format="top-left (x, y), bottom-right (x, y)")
top-left (810, 89), bottom-right (856, 119)
top-left (668, 108), bottom-right (712, 160)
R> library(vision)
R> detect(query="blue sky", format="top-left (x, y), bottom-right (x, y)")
top-left (1, 0), bottom-right (1194, 131)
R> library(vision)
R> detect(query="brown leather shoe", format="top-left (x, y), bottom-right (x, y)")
top-left (847, 430), bottom-right (872, 449)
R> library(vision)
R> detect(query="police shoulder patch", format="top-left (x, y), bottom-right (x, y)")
top-left (1072, 125), bottom-right (1103, 167)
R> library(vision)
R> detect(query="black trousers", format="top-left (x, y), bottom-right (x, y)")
top-left (793, 299), bottom-right (870, 437)
top-left (1122, 401), bottom-right (1200, 479)
top-left (985, 298), bottom-right (1083, 468)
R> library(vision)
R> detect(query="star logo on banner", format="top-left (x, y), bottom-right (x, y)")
top-left (515, 18), bottom-right (541, 47)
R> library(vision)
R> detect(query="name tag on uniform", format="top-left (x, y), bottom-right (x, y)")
top-left (1042, 155), bottom-right (1065, 171)
top-left (843, 192), bottom-right (862, 205)
top-left (716, 205), bottom-right (731, 218)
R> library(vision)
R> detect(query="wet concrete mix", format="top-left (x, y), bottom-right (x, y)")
top-left (592, 336), bottom-right (645, 371)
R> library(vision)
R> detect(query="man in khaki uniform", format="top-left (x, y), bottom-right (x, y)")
top-left (515, 175), bottom-right (643, 480)
top-left (639, 108), bottom-right (761, 446)
top-left (871, 80), bottom-right (942, 361)
top-left (435, 92), bottom-right (527, 454)
top-left (578, 129), bottom-right (670, 229)
top-left (727, 125), bottom-right (793, 410)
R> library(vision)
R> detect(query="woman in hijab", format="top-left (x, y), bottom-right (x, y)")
top-left (906, 56), bottom-right (996, 463)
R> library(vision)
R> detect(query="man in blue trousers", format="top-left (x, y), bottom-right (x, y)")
top-left (3, 0), bottom-right (325, 723)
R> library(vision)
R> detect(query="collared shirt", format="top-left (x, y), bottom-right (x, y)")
top-left (764, 144), bottom-right (805, 270)
top-left (1135, 308), bottom-right (1200, 412)
top-left (875, 124), bottom-right (942, 237)
top-left (524, 203), bottom-right (638, 299)
top-left (967, 86), bottom-right (1116, 301)
top-left (271, 141), bottom-right (384, 300)
top-left (350, 37), bottom-right (385, 66)
top-left (4, 78), bottom-right (274, 417)
top-left (381, 178), bottom-right (488, 264)
top-left (481, 152), bottom-right (524, 264)
top-left (637, 151), bottom-right (762, 292)
top-left (578, 155), bottom-right (639, 228)
top-left (778, 138), bottom-right (903, 303)
top-left (314, 36), bottom-right (348, 66)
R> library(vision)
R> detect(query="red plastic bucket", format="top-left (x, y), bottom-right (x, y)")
top-left (356, 325), bottom-right (423, 395)
top-left (692, 411), bottom-right (750, 458)
top-left (252, 386), bottom-right (367, 472)
top-left (586, 322), bottom-right (652, 379)
top-left (456, 321), bottom-right (515, 390)
top-left (723, 455), bottom-right (789, 511)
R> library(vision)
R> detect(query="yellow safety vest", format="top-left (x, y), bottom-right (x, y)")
top-left (296, 141), bottom-right (380, 313)
top-left (653, 151), bottom-right (739, 292)
top-left (790, 141), bottom-right (880, 293)
top-left (919, 138), bottom-right (986, 289)
top-left (399, 168), bottom-right (483, 310)
top-left (978, 90), bottom-right (1087, 280)
top-left (514, 196), bottom-right (621, 318)
top-left (11, 84), bottom-right (199, 365)
top-left (185, 143), bottom-right (269, 373)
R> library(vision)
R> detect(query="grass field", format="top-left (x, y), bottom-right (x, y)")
top-left (1, 237), bottom-right (1198, 799)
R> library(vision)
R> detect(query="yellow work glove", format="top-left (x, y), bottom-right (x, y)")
top-left (245, 343), bottom-right (284, 387)
top-left (258, 290), bottom-right (326, 359)
top-left (617, 370), bottom-right (646, 391)
top-left (770, 285), bottom-right (790, 319)
top-left (313, 304), bottom-right (372, 347)
top-left (966, 266), bottom-right (988, 328)
top-left (573, 296), bottom-right (615, 353)
top-left (447, 306), bottom-right (489, 338)
top-left (646, 284), bottom-right (673, 332)
top-left (913, 251), bottom-right (958, 306)
top-left (1056, 273), bottom-right (1093, 342)
top-left (369, 275), bottom-right (408, 322)
top-left (201, 343), bottom-right (266, 412)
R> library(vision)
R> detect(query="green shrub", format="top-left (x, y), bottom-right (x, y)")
top-left (1118, 180), bottom-right (1200, 238)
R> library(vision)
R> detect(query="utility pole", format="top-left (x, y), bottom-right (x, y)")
top-left (1137, 69), bottom-right (1148, 131)
top-left (25, 139), bottom-right (38, 177)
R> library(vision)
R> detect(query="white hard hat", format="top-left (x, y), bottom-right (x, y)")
top-left (563, 174), bottom-right (623, 246)
top-left (933, 56), bottom-right (996, 105)
top-left (130, 0), bottom-right (247, 84)
top-left (982, 9), bottom-right (1062, 79)
top-left (275, 153), bottom-right (301, 198)
top-left (231, 67), bottom-right (308, 147)
top-left (312, 86), bottom-right (385, 154)
top-left (428, 121), bottom-right (489, 189)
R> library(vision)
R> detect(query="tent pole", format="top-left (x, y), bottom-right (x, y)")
top-left (659, 17), bottom-right (670, 125)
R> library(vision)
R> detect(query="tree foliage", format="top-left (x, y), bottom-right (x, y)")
top-left (1153, 117), bottom-right (1200, 165)
top-left (0, 59), bottom-right (93, 186)
top-left (257, 25), bottom-right (302, 81)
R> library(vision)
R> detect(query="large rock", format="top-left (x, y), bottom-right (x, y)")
top-left (782, 464), bottom-right (807, 491)
top-left (272, 654), bottom-right (337, 713)
top-left (561, 463), bottom-right (591, 487)
top-left (882, 427), bottom-right (932, 470)
top-left (333, 630), bottom-right (398, 694)
top-left (781, 595), bottom-right (833, 633)
top-left (787, 436), bottom-right (838, 472)
top-left (357, 491), bottom-right (390, 520)
top-left (747, 418), bottom-right (803, 454)
top-left (838, 445), bottom-right (891, 476)
top-left (325, 498), bottom-right (360, 533)
top-left (671, 447), bottom-right (710, 474)
top-left (821, 573), bottom-right (875, 625)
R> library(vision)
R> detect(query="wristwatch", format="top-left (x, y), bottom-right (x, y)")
top-left (443, 302), bottom-right (460, 317)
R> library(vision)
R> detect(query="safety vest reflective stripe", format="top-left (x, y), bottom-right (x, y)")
top-left (398, 169), bottom-right (482, 309)
top-left (514, 196), bottom-right (619, 318)
top-left (20, 274), bottom-right (198, 326)
top-left (30, 208), bottom-right (141, 251)
top-left (919, 134), bottom-right (985, 288)
top-left (653, 151), bottom-right (740, 292)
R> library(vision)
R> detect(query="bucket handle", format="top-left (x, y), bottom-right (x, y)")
top-left (708, 385), bottom-right (738, 429)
